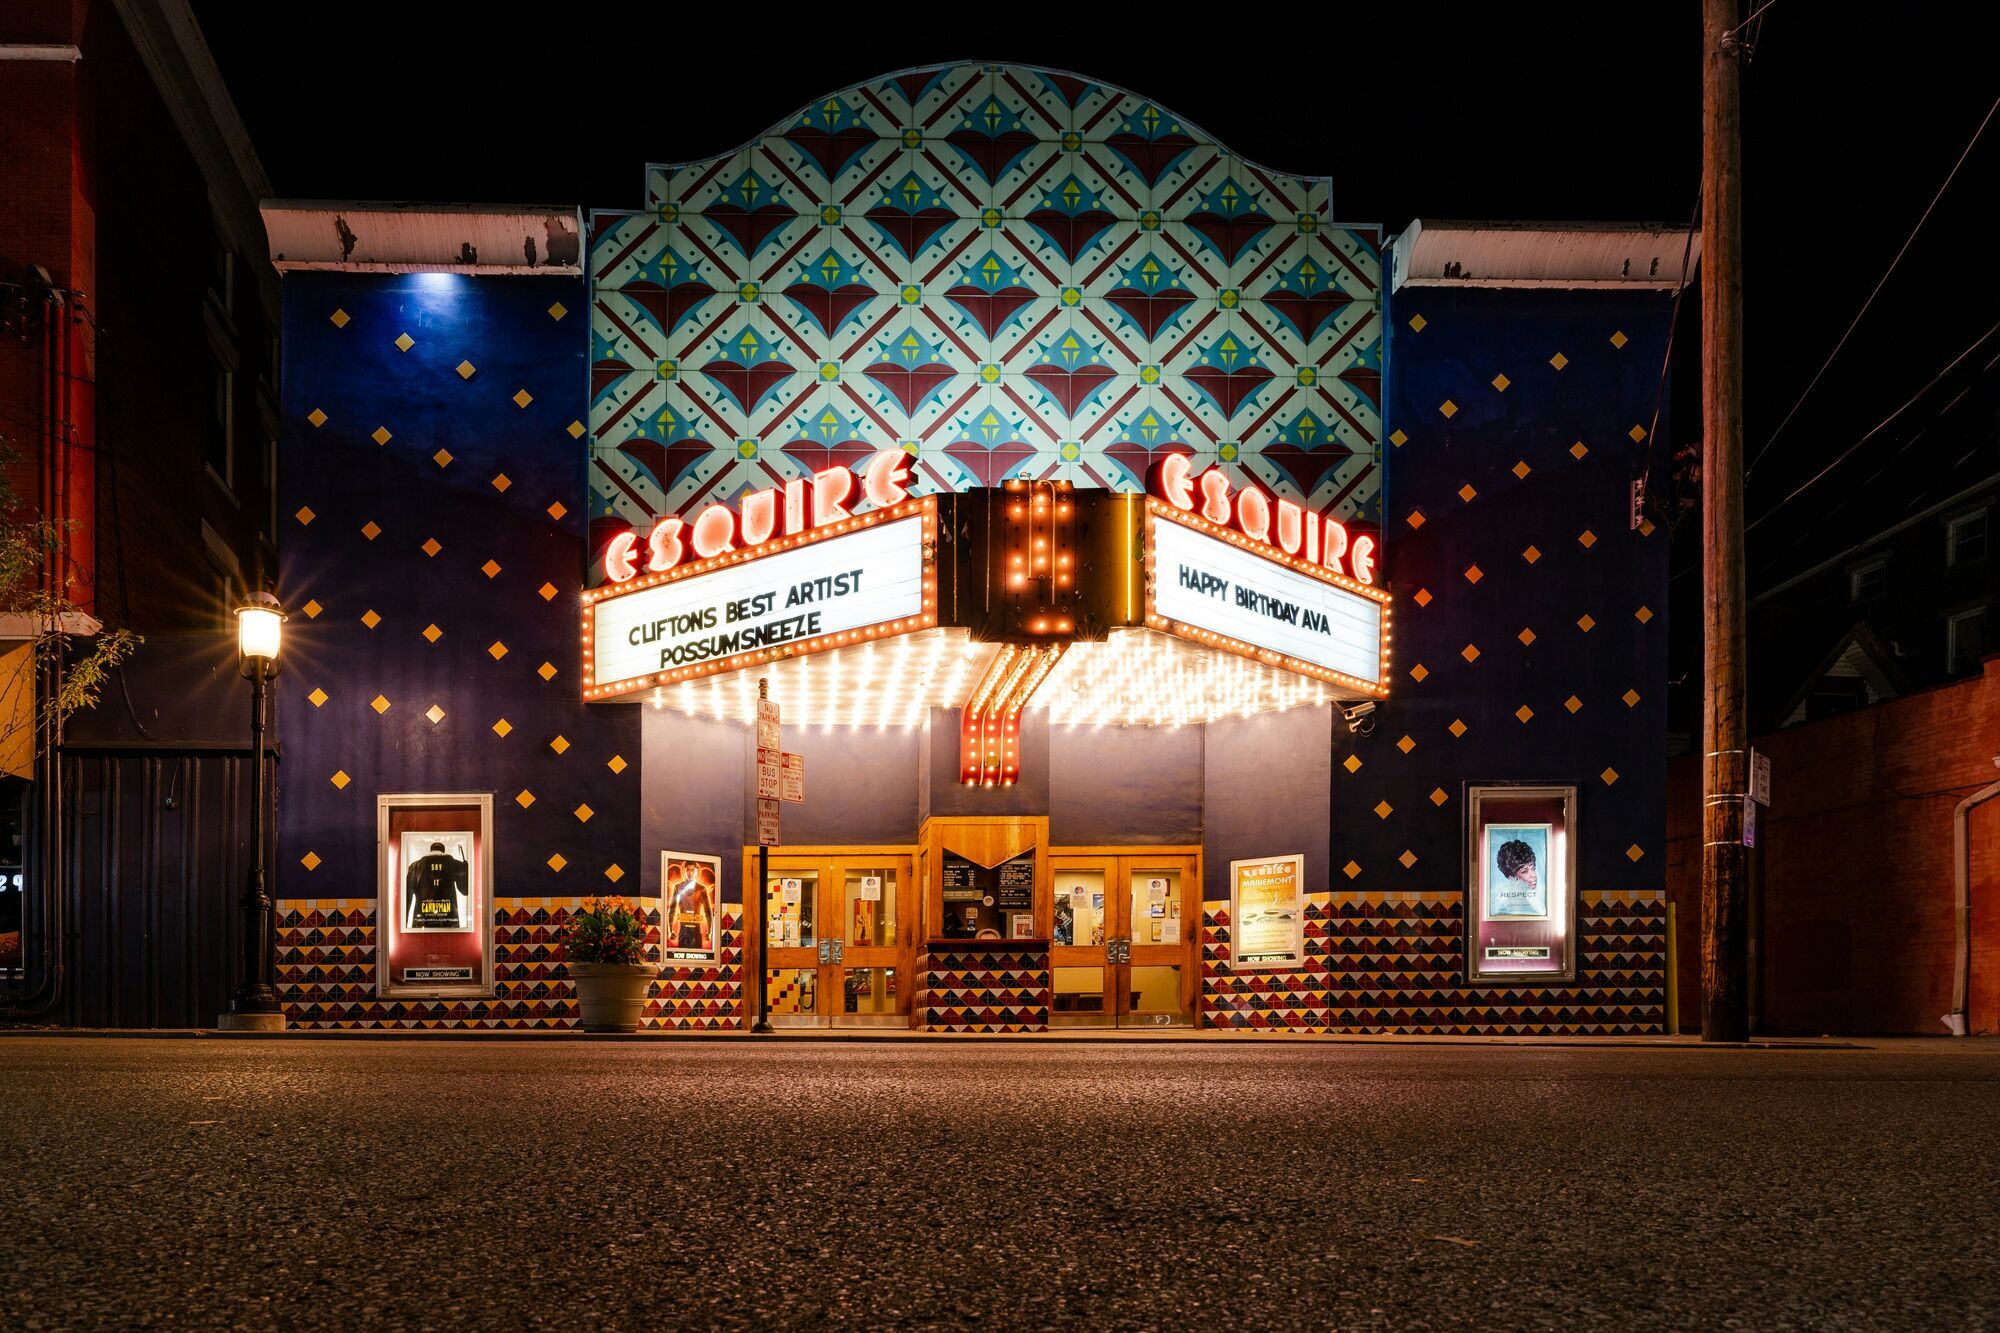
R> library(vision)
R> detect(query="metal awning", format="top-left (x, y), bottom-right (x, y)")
top-left (260, 201), bottom-right (584, 274)
top-left (1391, 219), bottom-right (1701, 291)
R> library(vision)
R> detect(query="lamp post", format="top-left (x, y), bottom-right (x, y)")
top-left (220, 592), bottom-right (286, 1032)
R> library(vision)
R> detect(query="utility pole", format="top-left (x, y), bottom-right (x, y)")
top-left (1700, 0), bottom-right (1750, 1042)
top-left (751, 676), bottom-right (773, 1034)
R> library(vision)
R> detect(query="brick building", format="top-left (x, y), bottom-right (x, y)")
top-left (1, 0), bottom-right (278, 1020)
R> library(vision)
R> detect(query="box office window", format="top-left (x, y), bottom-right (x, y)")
top-left (377, 793), bottom-right (495, 998)
top-left (1465, 785), bottom-right (1579, 984)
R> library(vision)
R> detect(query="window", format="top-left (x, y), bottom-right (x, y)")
top-left (1947, 510), bottom-right (1989, 567)
top-left (209, 244), bottom-right (235, 322)
top-left (263, 432), bottom-right (279, 540)
top-left (206, 365), bottom-right (234, 489)
top-left (1848, 556), bottom-right (1888, 603)
top-left (1947, 607), bottom-right (1988, 675)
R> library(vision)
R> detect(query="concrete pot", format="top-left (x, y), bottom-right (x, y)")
top-left (567, 962), bottom-right (654, 1032)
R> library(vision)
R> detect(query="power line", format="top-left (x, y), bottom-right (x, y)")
top-left (1745, 318), bottom-right (2000, 534)
top-left (1745, 93), bottom-right (1998, 478)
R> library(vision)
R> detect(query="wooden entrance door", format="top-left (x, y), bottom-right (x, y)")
top-left (749, 850), bottom-right (915, 1027)
top-left (1049, 851), bottom-right (1199, 1026)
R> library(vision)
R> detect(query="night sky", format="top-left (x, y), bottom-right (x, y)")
top-left (196, 3), bottom-right (1997, 599)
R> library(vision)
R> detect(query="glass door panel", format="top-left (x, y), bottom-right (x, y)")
top-left (1050, 861), bottom-right (1114, 1023)
top-left (762, 866), bottom-right (825, 1026)
top-left (833, 859), bottom-right (910, 1026)
top-left (1119, 859), bottom-right (1196, 1027)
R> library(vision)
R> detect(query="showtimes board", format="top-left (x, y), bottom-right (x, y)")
top-left (1147, 507), bottom-right (1386, 692)
top-left (583, 503), bottom-right (934, 699)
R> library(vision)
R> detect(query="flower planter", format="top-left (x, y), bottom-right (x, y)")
top-left (566, 961), bottom-right (655, 1032)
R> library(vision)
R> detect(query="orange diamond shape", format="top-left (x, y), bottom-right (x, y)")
top-left (1549, 352), bottom-right (1568, 370)
top-left (1626, 843), bottom-right (1644, 862)
top-left (1491, 373), bottom-right (1510, 392)
top-left (1458, 484), bottom-right (1477, 504)
top-left (538, 583), bottom-right (558, 602)
top-left (306, 408), bottom-right (327, 428)
top-left (492, 474), bottom-right (511, 493)
top-left (1512, 460), bottom-right (1531, 479)
top-left (1578, 529), bottom-right (1598, 549)
top-left (607, 755), bottom-right (628, 774)
top-left (329, 308), bottom-right (349, 328)
top-left (567, 420), bottom-right (586, 440)
top-left (370, 695), bottom-right (390, 714)
top-left (330, 770), bottom-right (350, 789)
top-left (295, 506), bottom-right (316, 526)
top-left (537, 661), bottom-right (557, 681)
top-left (574, 803), bottom-right (594, 823)
top-left (1464, 564), bottom-right (1483, 583)
top-left (360, 609), bottom-right (381, 629)
top-left (1430, 787), bottom-right (1449, 806)
top-left (547, 853), bottom-right (568, 872)
top-left (1610, 330), bottom-right (1629, 349)
top-left (432, 449), bottom-right (452, 469)
top-left (307, 687), bottom-right (328, 708)
top-left (1438, 399), bottom-right (1458, 419)
top-left (425, 704), bottom-right (446, 725)
top-left (1635, 605), bottom-right (1654, 624)
top-left (1396, 735), bottom-right (1415, 754)
top-left (1408, 313), bottom-right (1427, 332)
top-left (1628, 424), bottom-right (1647, 443)
top-left (303, 599), bottom-right (322, 619)
top-left (422, 624), bottom-right (442, 643)
top-left (1343, 860), bottom-right (1362, 879)
top-left (1406, 509), bottom-right (1427, 530)
top-left (1515, 705), bottom-right (1534, 723)
top-left (1389, 429), bottom-right (1408, 447)
top-left (1570, 441), bottom-right (1589, 460)
top-left (1461, 643), bottom-right (1480, 662)
top-left (1523, 545), bottom-right (1541, 564)
top-left (605, 864), bottom-right (625, 883)
top-left (1342, 754), bottom-right (1363, 774)
top-left (1565, 695), bottom-right (1582, 714)
top-left (371, 426), bottom-right (392, 446)
top-left (481, 559), bottom-right (501, 579)
top-left (300, 851), bottom-right (322, 871)
top-left (1518, 628), bottom-right (1537, 646)
top-left (488, 641), bottom-right (508, 660)
top-left (1601, 767), bottom-right (1620, 786)
top-left (1373, 800), bottom-right (1392, 819)
top-left (1622, 688), bottom-right (1641, 707)
top-left (360, 521), bottom-right (381, 541)
top-left (513, 389), bottom-right (534, 408)
top-left (1398, 850), bottom-right (1418, 869)
top-left (456, 360), bottom-right (476, 379)
top-left (1448, 719), bottom-right (1467, 738)
top-left (548, 301), bottom-right (568, 321)
top-left (549, 735), bottom-right (570, 755)
top-left (421, 537), bottom-right (442, 557)
top-left (1577, 614), bottom-right (1597, 632)
top-left (1413, 588), bottom-right (1433, 608)
top-left (515, 788), bottom-right (534, 808)
top-left (492, 718), bottom-right (513, 738)
top-left (1410, 663), bottom-right (1429, 683)
top-left (394, 332), bottom-right (414, 352)
top-left (547, 502), bottom-right (568, 521)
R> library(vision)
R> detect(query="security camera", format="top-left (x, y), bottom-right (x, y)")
top-left (1342, 701), bottom-right (1377, 736)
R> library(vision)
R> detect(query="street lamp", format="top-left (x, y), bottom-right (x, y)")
top-left (220, 591), bottom-right (286, 1031)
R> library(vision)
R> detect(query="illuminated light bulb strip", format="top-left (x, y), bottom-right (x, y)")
top-left (1036, 629), bottom-right (1343, 729)
top-left (648, 629), bottom-right (998, 729)
top-left (1138, 506), bottom-right (1393, 698)
top-left (580, 500), bottom-right (939, 701)
top-left (995, 643), bottom-right (1066, 782)
top-left (959, 644), bottom-right (1022, 784)
top-left (1144, 499), bottom-right (1391, 604)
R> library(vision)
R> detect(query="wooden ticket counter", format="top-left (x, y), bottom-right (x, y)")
top-left (745, 815), bottom-right (1200, 1032)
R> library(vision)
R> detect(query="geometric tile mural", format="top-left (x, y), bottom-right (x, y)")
top-left (922, 944), bottom-right (1052, 1032)
top-left (587, 62), bottom-right (1382, 580)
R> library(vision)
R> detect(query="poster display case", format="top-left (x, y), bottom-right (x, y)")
top-left (660, 851), bottom-right (721, 962)
top-left (377, 793), bottom-right (495, 998)
top-left (1229, 855), bottom-right (1304, 968)
top-left (1465, 784), bottom-right (1578, 983)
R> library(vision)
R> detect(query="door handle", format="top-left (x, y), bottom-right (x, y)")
top-left (830, 939), bottom-right (845, 964)
top-left (818, 940), bottom-right (832, 964)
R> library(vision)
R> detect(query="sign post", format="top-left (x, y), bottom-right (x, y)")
top-left (752, 681), bottom-right (778, 1033)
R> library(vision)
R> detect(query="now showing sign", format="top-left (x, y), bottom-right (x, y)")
top-left (584, 505), bottom-right (933, 700)
top-left (1148, 507), bottom-right (1387, 693)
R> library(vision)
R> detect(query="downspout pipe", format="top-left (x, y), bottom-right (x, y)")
top-left (1946, 776), bottom-right (2000, 1036)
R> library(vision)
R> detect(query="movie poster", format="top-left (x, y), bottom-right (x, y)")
top-left (1483, 824), bottom-right (1551, 919)
top-left (400, 833), bottom-right (472, 932)
top-left (1230, 855), bottom-right (1304, 967)
top-left (660, 851), bottom-right (721, 962)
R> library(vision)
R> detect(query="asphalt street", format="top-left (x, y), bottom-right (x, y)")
top-left (3, 1038), bottom-right (1997, 1329)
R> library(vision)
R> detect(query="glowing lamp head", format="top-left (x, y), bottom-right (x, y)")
top-left (236, 592), bottom-right (286, 674)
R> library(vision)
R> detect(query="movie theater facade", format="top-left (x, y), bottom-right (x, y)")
top-left (269, 63), bottom-right (1687, 1034)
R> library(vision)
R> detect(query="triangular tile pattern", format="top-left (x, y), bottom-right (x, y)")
top-left (921, 945), bottom-right (1051, 1032)
top-left (1200, 894), bottom-right (1333, 1032)
top-left (1320, 889), bottom-right (1667, 1034)
top-left (277, 899), bottom-right (746, 1030)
